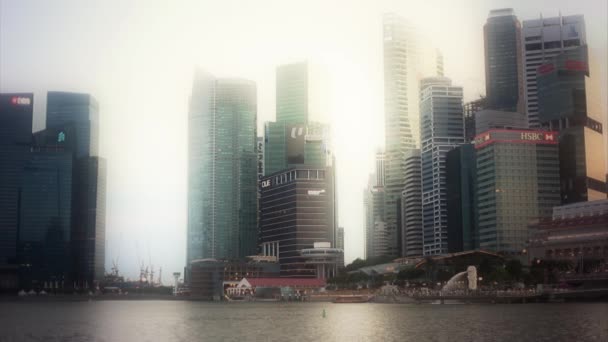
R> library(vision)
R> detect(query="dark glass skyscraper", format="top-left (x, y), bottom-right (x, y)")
top-left (45, 92), bottom-right (106, 288)
top-left (258, 167), bottom-right (336, 277)
top-left (46, 92), bottom-right (99, 158)
top-left (18, 151), bottom-right (73, 290)
top-left (0, 93), bottom-right (33, 291)
top-left (484, 9), bottom-right (524, 112)
top-left (187, 71), bottom-right (258, 266)
top-left (446, 144), bottom-right (477, 252)
top-left (536, 45), bottom-right (607, 203)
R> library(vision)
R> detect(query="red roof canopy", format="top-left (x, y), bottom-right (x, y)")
top-left (245, 277), bottom-right (326, 287)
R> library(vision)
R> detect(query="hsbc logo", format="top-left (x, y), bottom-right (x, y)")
top-left (544, 133), bottom-right (555, 141)
top-left (11, 97), bottom-right (31, 106)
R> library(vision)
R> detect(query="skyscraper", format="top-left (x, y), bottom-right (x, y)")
top-left (264, 62), bottom-right (332, 176)
top-left (45, 92), bottom-right (106, 288)
top-left (258, 167), bottom-right (336, 277)
top-left (536, 45), bottom-right (607, 202)
top-left (0, 93), bottom-right (33, 291)
top-left (446, 144), bottom-right (477, 252)
top-left (187, 71), bottom-right (258, 266)
top-left (522, 14), bottom-right (586, 127)
top-left (475, 129), bottom-right (561, 254)
top-left (401, 149), bottom-right (422, 257)
top-left (420, 77), bottom-right (465, 255)
top-left (364, 151), bottom-right (391, 258)
top-left (484, 9), bottom-right (524, 112)
top-left (463, 97), bottom-right (487, 143)
top-left (18, 151), bottom-right (73, 290)
top-left (47, 92), bottom-right (99, 158)
top-left (276, 63), bottom-right (308, 125)
top-left (383, 13), bottom-right (443, 256)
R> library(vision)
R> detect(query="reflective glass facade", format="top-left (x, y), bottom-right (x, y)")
top-left (536, 45), bottom-right (607, 203)
top-left (0, 93), bottom-right (33, 290)
top-left (258, 168), bottom-right (336, 277)
top-left (446, 144), bottom-right (477, 252)
top-left (46, 92), bottom-right (99, 158)
top-left (276, 63), bottom-right (308, 125)
top-left (18, 152), bottom-right (73, 289)
top-left (484, 9), bottom-right (523, 112)
top-left (188, 71), bottom-right (258, 264)
top-left (45, 92), bottom-right (106, 288)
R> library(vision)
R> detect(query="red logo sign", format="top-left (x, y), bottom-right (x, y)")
top-left (544, 133), bottom-right (555, 141)
top-left (538, 64), bottom-right (555, 75)
top-left (10, 96), bottom-right (31, 106)
top-left (565, 60), bottom-right (587, 72)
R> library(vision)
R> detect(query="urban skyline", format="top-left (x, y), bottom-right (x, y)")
top-left (1, 0), bottom-right (607, 280)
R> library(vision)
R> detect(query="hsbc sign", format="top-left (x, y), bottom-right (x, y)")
top-left (474, 130), bottom-right (558, 149)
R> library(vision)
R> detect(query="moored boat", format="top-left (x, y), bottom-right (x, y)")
top-left (332, 295), bottom-right (371, 303)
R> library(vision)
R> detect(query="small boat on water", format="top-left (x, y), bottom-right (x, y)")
top-left (332, 295), bottom-right (371, 303)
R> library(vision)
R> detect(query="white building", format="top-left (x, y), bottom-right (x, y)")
top-left (419, 77), bottom-right (465, 255)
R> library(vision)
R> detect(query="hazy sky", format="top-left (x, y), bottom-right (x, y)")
top-left (1, 0), bottom-right (606, 282)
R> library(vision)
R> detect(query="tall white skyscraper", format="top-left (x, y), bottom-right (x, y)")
top-left (419, 77), bottom-right (465, 255)
top-left (522, 14), bottom-right (586, 127)
top-left (383, 13), bottom-right (443, 256)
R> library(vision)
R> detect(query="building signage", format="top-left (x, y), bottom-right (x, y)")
top-left (10, 96), bottom-right (31, 106)
top-left (261, 179), bottom-right (271, 188)
top-left (564, 60), bottom-right (587, 72)
top-left (520, 131), bottom-right (555, 141)
top-left (474, 130), bottom-right (558, 149)
top-left (538, 64), bottom-right (555, 75)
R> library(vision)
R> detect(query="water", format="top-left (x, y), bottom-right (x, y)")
top-left (0, 301), bottom-right (607, 341)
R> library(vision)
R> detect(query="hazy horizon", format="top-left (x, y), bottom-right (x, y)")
top-left (1, 0), bottom-right (606, 282)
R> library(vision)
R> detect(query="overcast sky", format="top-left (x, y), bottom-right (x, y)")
top-left (1, 0), bottom-right (606, 282)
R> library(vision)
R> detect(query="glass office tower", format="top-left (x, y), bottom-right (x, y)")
top-left (258, 167), bottom-right (336, 277)
top-left (536, 45), bottom-right (607, 202)
top-left (0, 93), bottom-right (33, 291)
top-left (264, 62), bottom-right (332, 176)
top-left (522, 14), bottom-right (586, 127)
top-left (484, 9), bottom-right (524, 113)
top-left (18, 152), bottom-right (73, 290)
top-left (46, 92), bottom-right (99, 158)
top-left (446, 144), bottom-right (477, 252)
top-left (45, 92), bottom-right (106, 288)
top-left (187, 71), bottom-right (258, 266)
top-left (419, 77), bottom-right (465, 255)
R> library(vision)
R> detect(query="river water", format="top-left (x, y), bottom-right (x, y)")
top-left (0, 301), bottom-right (606, 341)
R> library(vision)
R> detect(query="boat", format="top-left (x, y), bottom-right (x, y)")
top-left (332, 295), bottom-right (371, 303)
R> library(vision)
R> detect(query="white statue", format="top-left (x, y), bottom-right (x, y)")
top-left (467, 266), bottom-right (477, 290)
